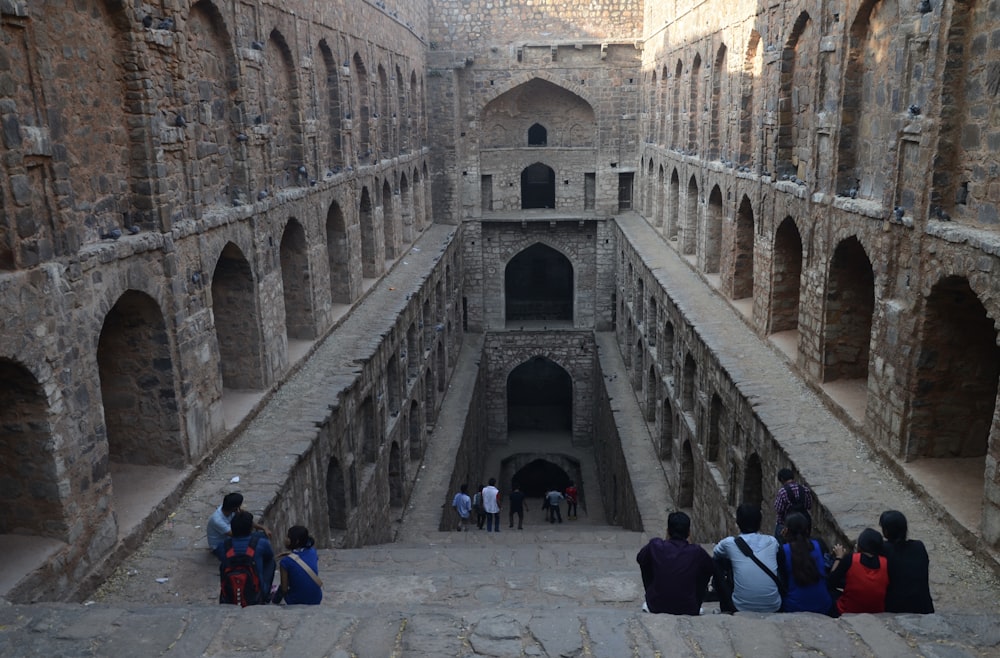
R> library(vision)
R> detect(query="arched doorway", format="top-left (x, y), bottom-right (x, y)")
top-left (211, 242), bottom-right (264, 390)
top-left (504, 243), bottom-right (573, 324)
top-left (507, 357), bottom-right (572, 432)
top-left (521, 163), bottom-right (555, 209)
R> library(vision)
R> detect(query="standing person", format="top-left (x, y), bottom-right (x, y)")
top-left (879, 510), bottom-right (934, 613)
top-left (773, 468), bottom-right (812, 539)
top-left (564, 481), bottom-right (579, 520)
top-left (216, 511), bottom-right (275, 606)
top-left (274, 525), bottom-right (322, 605)
top-left (473, 484), bottom-right (486, 530)
top-left (508, 485), bottom-right (528, 530)
top-left (545, 488), bottom-right (564, 524)
top-left (777, 512), bottom-right (834, 615)
top-left (829, 528), bottom-right (889, 615)
top-left (712, 503), bottom-right (782, 613)
top-left (482, 478), bottom-right (501, 532)
top-left (636, 511), bottom-right (714, 615)
top-left (452, 484), bottom-right (472, 532)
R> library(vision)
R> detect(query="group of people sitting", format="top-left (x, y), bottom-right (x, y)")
top-left (638, 497), bottom-right (933, 616)
top-left (207, 492), bottom-right (324, 606)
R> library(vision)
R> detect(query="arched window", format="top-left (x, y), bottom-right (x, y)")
top-left (528, 123), bottom-right (547, 146)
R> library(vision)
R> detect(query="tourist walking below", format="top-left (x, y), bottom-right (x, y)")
top-left (565, 481), bottom-right (579, 520)
top-left (545, 488), bottom-right (564, 524)
top-left (473, 484), bottom-right (486, 530)
top-left (508, 485), bottom-right (528, 529)
top-left (451, 484), bottom-right (472, 532)
top-left (636, 511), bottom-right (714, 615)
top-left (879, 510), bottom-right (934, 613)
top-left (482, 478), bottom-right (501, 532)
top-left (773, 468), bottom-right (812, 540)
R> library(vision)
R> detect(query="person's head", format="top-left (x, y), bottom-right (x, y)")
top-left (736, 503), bottom-right (763, 534)
top-left (460, 483), bottom-right (468, 494)
top-left (285, 525), bottom-right (314, 550)
top-left (230, 510), bottom-right (254, 538)
top-left (488, 477), bottom-right (496, 486)
top-left (222, 492), bottom-right (244, 514)
top-left (879, 510), bottom-right (908, 543)
top-left (857, 527), bottom-right (884, 555)
top-left (783, 512), bottom-right (811, 540)
top-left (666, 511), bottom-right (691, 540)
top-left (777, 468), bottom-right (795, 484)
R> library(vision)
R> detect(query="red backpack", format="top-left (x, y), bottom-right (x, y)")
top-left (219, 535), bottom-right (262, 606)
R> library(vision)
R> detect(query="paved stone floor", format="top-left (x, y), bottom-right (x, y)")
top-left (5, 217), bottom-right (1000, 655)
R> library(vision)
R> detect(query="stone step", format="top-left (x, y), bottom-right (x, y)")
top-left (1, 602), bottom-right (995, 657)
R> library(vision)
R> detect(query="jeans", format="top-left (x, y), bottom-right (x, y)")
top-left (486, 512), bottom-right (500, 532)
top-left (509, 509), bottom-right (523, 529)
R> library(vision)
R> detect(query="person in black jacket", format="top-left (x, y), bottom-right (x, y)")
top-left (879, 510), bottom-right (934, 613)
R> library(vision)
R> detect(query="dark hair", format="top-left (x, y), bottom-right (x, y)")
top-left (777, 468), bottom-right (795, 483)
top-left (736, 503), bottom-right (762, 534)
top-left (286, 525), bottom-right (314, 550)
top-left (879, 510), bottom-right (908, 544)
top-left (857, 527), bottom-right (883, 555)
top-left (231, 510), bottom-right (254, 537)
top-left (784, 512), bottom-right (820, 586)
top-left (460, 483), bottom-right (468, 494)
top-left (667, 511), bottom-right (691, 540)
top-left (222, 492), bottom-right (244, 513)
top-left (488, 477), bottom-right (496, 486)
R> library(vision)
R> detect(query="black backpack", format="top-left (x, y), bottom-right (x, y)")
top-left (219, 535), bottom-right (262, 606)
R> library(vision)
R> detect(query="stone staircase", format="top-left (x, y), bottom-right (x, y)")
top-left (3, 523), bottom-right (998, 656)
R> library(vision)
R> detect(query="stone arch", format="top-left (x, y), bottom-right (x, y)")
top-left (659, 63), bottom-right (669, 142)
top-left (386, 358), bottom-right (400, 418)
top-left (480, 77), bottom-right (596, 151)
top-left (823, 236), bottom-right (875, 383)
top-left (656, 165), bottom-right (666, 228)
top-left (521, 162), bottom-right (556, 209)
top-left (671, 60), bottom-right (683, 148)
top-left (280, 218), bottom-right (315, 340)
top-left (436, 341), bottom-right (446, 393)
top-left (359, 186), bottom-right (379, 278)
top-left (360, 395), bottom-right (377, 463)
top-left (731, 195), bottom-right (755, 299)
top-left (662, 322), bottom-right (675, 374)
top-left (326, 456), bottom-right (347, 531)
top-left (776, 12), bottom-right (814, 180)
top-left (388, 441), bottom-right (403, 508)
top-left (682, 353), bottom-right (697, 411)
top-left (211, 242), bottom-right (264, 389)
top-left (507, 356), bottom-right (573, 432)
top-left (412, 167), bottom-right (426, 230)
top-left (667, 169), bottom-right (681, 241)
top-left (769, 216), bottom-right (804, 334)
top-left (326, 200), bottom-right (352, 305)
top-left (645, 159), bottom-right (655, 216)
top-left (506, 456), bottom-right (576, 497)
top-left (688, 52), bottom-right (702, 153)
top-left (661, 397), bottom-right (675, 460)
top-left (399, 173), bottom-right (414, 244)
top-left (704, 185), bottom-right (724, 274)
top-left (645, 365), bottom-right (657, 422)
top-left (632, 339), bottom-right (644, 390)
top-left (907, 276), bottom-right (999, 459)
top-left (742, 453), bottom-right (764, 507)
top-left (504, 242), bottom-right (573, 324)
top-left (377, 64), bottom-right (391, 155)
top-left (739, 30), bottom-right (762, 167)
top-left (395, 64), bottom-right (406, 153)
top-left (679, 440), bottom-right (695, 508)
top-left (97, 289), bottom-right (184, 468)
top-left (479, 72), bottom-right (598, 119)
top-left (707, 393), bottom-right (724, 462)
top-left (423, 369), bottom-right (436, 424)
top-left (528, 123), bottom-right (548, 146)
top-left (382, 178), bottom-right (399, 260)
top-left (407, 70), bottom-right (419, 151)
top-left (0, 359), bottom-right (66, 539)
top-left (318, 40), bottom-right (345, 169)
top-left (838, 0), bottom-right (896, 200)
top-left (422, 162), bottom-right (432, 226)
top-left (682, 175), bottom-right (699, 255)
top-left (265, 29), bottom-right (302, 190)
top-left (353, 52), bottom-right (372, 162)
top-left (709, 43), bottom-right (727, 161)
top-left (408, 399), bottom-right (422, 460)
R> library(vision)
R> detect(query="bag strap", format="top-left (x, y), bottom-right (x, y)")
top-left (734, 536), bottom-right (786, 596)
top-left (287, 553), bottom-right (323, 588)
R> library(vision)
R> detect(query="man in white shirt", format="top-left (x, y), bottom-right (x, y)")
top-left (482, 478), bottom-right (501, 532)
top-left (712, 503), bottom-right (782, 613)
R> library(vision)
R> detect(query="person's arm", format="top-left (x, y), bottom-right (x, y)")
top-left (828, 545), bottom-right (851, 590)
top-left (776, 544), bottom-right (789, 589)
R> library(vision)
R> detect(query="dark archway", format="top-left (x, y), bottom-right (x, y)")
top-left (509, 458), bottom-right (572, 497)
top-left (388, 442), bottom-right (403, 508)
top-left (823, 237), bottom-right (874, 383)
top-left (326, 457), bottom-right (346, 531)
top-left (211, 243), bottom-right (264, 389)
top-left (280, 219), bottom-right (314, 339)
top-left (0, 360), bottom-right (65, 539)
top-left (326, 201), bottom-right (351, 305)
top-left (770, 217), bottom-right (803, 334)
top-left (742, 453), bottom-right (764, 507)
top-left (521, 163), bottom-right (555, 209)
top-left (505, 243), bottom-right (573, 323)
top-left (528, 123), bottom-right (547, 146)
top-left (507, 356), bottom-right (572, 432)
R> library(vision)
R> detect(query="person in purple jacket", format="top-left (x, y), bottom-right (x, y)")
top-left (637, 511), bottom-right (714, 614)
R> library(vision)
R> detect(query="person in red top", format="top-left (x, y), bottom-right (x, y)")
top-left (564, 482), bottom-right (579, 520)
top-left (828, 528), bottom-right (889, 615)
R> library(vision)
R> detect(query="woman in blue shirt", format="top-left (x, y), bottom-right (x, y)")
top-left (276, 525), bottom-right (323, 605)
top-left (778, 512), bottom-right (834, 615)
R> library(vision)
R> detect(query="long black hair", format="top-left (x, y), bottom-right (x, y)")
top-left (785, 512), bottom-right (820, 585)
top-left (286, 525), bottom-right (315, 550)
